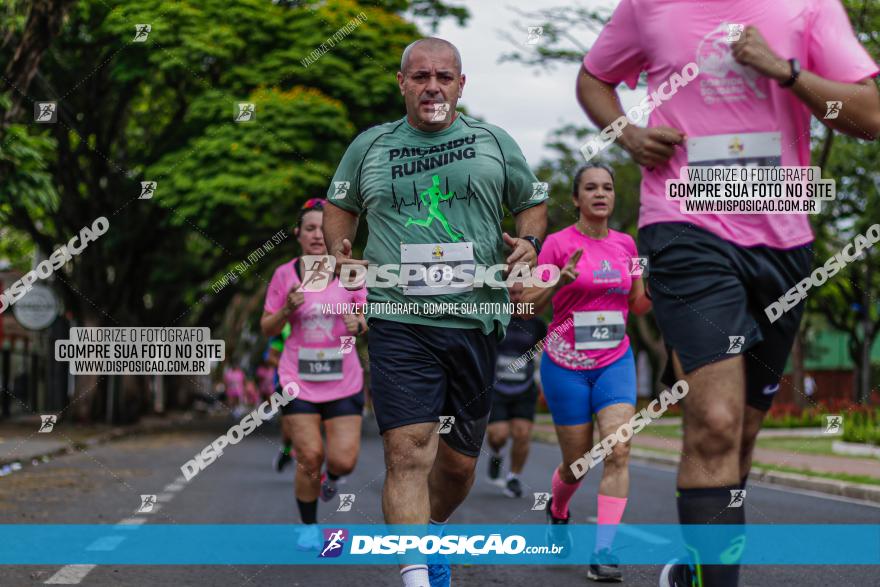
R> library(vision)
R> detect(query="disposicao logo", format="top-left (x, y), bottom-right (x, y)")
top-left (319, 528), bottom-right (348, 558)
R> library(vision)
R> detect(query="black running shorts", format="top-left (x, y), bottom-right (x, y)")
top-left (367, 318), bottom-right (498, 457)
top-left (638, 222), bottom-right (813, 411)
top-left (488, 385), bottom-right (538, 424)
top-left (279, 387), bottom-right (364, 419)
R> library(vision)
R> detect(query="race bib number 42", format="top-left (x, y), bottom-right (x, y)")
top-left (573, 311), bottom-right (625, 350)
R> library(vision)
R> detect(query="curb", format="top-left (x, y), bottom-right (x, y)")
top-left (0, 416), bottom-right (190, 471)
top-left (628, 447), bottom-right (880, 505)
top-left (532, 428), bottom-right (880, 505)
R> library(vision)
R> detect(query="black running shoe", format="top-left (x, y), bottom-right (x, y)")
top-left (274, 451), bottom-right (292, 473)
top-left (488, 454), bottom-right (502, 483)
top-left (503, 476), bottom-right (523, 498)
top-left (545, 497), bottom-right (572, 558)
top-left (658, 559), bottom-right (694, 587)
top-left (587, 548), bottom-right (623, 582)
top-left (319, 472), bottom-right (337, 502)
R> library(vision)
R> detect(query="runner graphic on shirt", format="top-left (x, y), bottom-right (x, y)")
top-left (405, 174), bottom-right (464, 242)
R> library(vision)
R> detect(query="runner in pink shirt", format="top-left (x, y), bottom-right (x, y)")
top-left (260, 198), bottom-right (368, 551)
top-left (577, 2), bottom-right (880, 585)
top-left (222, 364), bottom-right (245, 410)
top-left (523, 164), bottom-right (650, 582)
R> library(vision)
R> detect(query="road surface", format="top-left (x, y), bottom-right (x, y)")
top-left (1, 416), bottom-right (876, 586)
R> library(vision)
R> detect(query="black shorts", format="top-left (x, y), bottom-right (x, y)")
top-left (489, 386), bottom-right (538, 423)
top-left (279, 387), bottom-right (364, 419)
top-left (638, 222), bottom-right (813, 411)
top-left (367, 318), bottom-right (498, 457)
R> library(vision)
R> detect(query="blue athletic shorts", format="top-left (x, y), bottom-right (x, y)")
top-left (540, 346), bottom-right (636, 426)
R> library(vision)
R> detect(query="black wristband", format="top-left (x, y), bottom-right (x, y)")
top-left (522, 235), bottom-right (542, 255)
top-left (779, 58), bottom-right (800, 88)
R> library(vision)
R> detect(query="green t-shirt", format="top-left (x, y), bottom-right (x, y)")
top-left (327, 114), bottom-right (545, 337)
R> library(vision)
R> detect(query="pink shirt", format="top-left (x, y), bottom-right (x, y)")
top-left (264, 258), bottom-right (367, 403)
top-left (538, 226), bottom-right (638, 370)
top-left (223, 368), bottom-right (245, 397)
top-left (584, 0), bottom-right (878, 249)
top-left (256, 365), bottom-right (275, 396)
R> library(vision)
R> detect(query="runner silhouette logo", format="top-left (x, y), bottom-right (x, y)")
top-left (530, 182), bottom-right (549, 201)
top-left (139, 181), bottom-right (156, 200)
top-left (531, 492), bottom-right (550, 510)
top-left (138, 495), bottom-right (157, 513)
top-left (629, 257), bottom-right (647, 277)
top-left (332, 181), bottom-right (350, 200)
top-left (35, 102), bottom-right (57, 123)
top-left (337, 494), bottom-right (356, 512)
top-left (526, 26), bottom-right (543, 45)
top-left (824, 415), bottom-right (843, 435)
top-left (726, 24), bottom-right (744, 42)
top-left (339, 336), bottom-right (355, 354)
top-left (727, 336), bottom-right (744, 354)
top-left (319, 528), bottom-right (348, 558)
top-left (235, 103), bottom-right (255, 122)
top-left (727, 489), bottom-right (746, 508)
top-left (133, 24), bottom-right (151, 42)
top-left (437, 416), bottom-right (455, 434)
top-left (824, 101), bottom-right (842, 120)
top-left (38, 415), bottom-right (57, 433)
top-left (299, 255), bottom-right (336, 292)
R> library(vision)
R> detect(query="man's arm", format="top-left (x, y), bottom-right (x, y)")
top-left (322, 203), bottom-right (368, 280)
top-left (504, 202), bottom-right (547, 268)
top-left (732, 26), bottom-right (880, 140)
top-left (576, 66), bottom-right (685, 167)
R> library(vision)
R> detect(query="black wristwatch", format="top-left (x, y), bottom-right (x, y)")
top-left (779, 58), bottom-right (800, 88)
top-left (521, 235), bottom-right (542, 255)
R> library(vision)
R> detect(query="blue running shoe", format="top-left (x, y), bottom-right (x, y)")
top-left (428, 555), bottom-right (451, 587)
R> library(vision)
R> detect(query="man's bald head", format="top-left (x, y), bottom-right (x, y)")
top-left (400, 37), bottom-right (462, 75)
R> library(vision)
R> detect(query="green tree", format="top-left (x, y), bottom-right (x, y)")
top-left (0, 0), bottom-right (469, 421)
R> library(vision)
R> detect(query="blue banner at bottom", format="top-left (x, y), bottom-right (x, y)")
top-left (1, 524), bottom-right (878, 565)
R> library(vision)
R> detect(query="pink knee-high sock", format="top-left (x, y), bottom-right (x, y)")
top-left (595, 494), bottom-right (628, 552)
top-left (550, 468), bottom-right (582, 519)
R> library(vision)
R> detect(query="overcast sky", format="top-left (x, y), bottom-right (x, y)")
top-left (433, 0), bottom-right (637, 165)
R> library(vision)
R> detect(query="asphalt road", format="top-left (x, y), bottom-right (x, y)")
top-left (1, 415), bottom-right (877, 586)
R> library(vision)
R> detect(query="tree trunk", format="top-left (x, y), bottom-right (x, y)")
top-left (1, 0), bottom-right (75, 124)
top-left (70, 309), bottom-right (105, 423)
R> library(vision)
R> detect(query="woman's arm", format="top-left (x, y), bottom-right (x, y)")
top-left (628, 277), bottom-right (652, 316)
top-left (519, 248), bottom-right (583, 314)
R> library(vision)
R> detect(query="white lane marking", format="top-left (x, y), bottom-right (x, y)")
top-left (115, 518), bottom-right (146, 528)
top-left (164, 483), bottom-right (184, 492)
top-left (175, 476), bottom-right (187, 484)
top-left (85, 536), bottom-right (126, 551)
top-left (157, 493), bottom-right (175, 503)
top-left (586, 516), bottom-right (670, 545)
top-left (45, 565), bottom-right (96, 584)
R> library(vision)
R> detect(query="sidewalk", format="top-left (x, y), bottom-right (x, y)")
top-left (0, 413), bottom-right (194, 471)
top-left (532, 420), bottom-right (880, 504)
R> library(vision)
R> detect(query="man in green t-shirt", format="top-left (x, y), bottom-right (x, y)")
top-left (323, 37), bottom-right (547, 587)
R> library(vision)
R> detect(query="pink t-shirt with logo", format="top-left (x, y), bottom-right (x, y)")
top-left (538, 226), bottom-right (639, 370)
top-left (583, 0), bottom-right (878, 249)
top-left (264, 258), bottom-right (367, 403)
